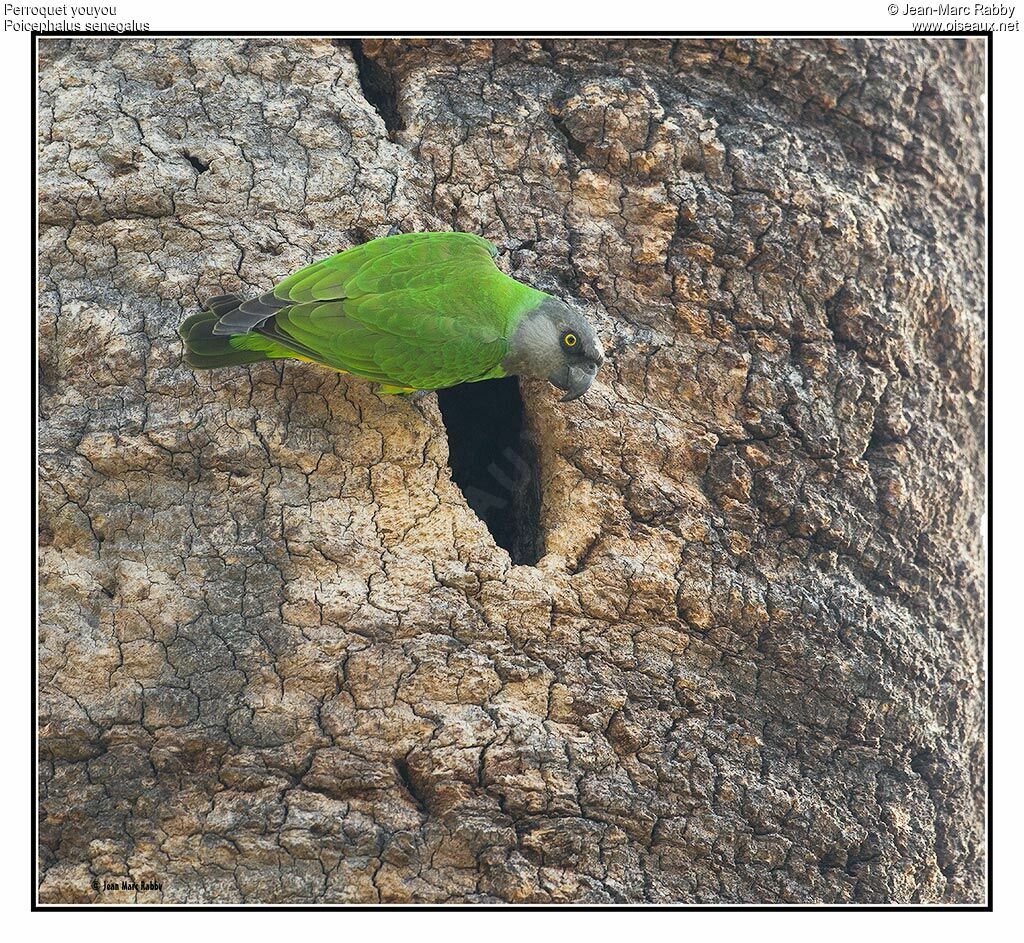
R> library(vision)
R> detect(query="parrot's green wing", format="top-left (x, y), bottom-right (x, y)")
top-left (248, 232), bottom-right (536, 391)
top-left (272, 232), bottom-right (498, 304)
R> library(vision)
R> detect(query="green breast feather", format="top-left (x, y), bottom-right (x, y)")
top-left (187, 232), bottom-right (548, 392)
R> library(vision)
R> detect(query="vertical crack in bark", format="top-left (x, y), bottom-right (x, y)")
top-left (551, 110), bottom-right (589, 163)
top-left (393, 757), bottom-right (429, 816)
top-left (347, 39), bottom-right (405, 137)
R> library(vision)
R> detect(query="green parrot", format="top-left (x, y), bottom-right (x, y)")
top-left (179, 231), bottom-right (604, 401)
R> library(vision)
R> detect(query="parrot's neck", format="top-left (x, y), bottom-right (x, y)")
top-left (503, 298), bottom-right (566, 380)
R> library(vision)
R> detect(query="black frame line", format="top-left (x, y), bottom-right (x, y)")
top-left (30, 28), bottom-right (994, 913)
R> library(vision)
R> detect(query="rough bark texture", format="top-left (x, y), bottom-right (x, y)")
top-left (37, 37), bottom-right (986, 904)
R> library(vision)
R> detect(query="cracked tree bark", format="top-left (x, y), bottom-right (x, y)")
top-left (37, 37), bottom-right (986, 904)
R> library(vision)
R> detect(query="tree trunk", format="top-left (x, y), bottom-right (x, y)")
top-left (37, 37), bottom-right (986, 904)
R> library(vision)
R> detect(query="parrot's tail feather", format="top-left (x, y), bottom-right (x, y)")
top-left (205, 294), bottom-right (246, 317)
top-left (211, 291), bottom-right (291, 336)
top-left (180, 307), bottom-right (292, 370)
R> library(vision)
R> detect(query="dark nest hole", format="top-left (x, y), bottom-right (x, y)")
top-left (436, 377), bottom-right (544, 566)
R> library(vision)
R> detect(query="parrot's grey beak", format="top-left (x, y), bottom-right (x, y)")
top-left (553, 363), bottom-right (598, 402)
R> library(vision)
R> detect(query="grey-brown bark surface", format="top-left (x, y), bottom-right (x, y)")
top-left (37, 37), bottom-right (986, 904)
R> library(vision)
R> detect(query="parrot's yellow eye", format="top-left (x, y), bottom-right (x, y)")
top-left (562, 331), bottom-right (578, 349)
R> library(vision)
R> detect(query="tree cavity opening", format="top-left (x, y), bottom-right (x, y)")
top-left (436, 377), bottom-right (544, 566)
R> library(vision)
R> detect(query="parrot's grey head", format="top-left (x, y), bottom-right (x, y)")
top-left (504, 297), bottom-right (604, 402)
